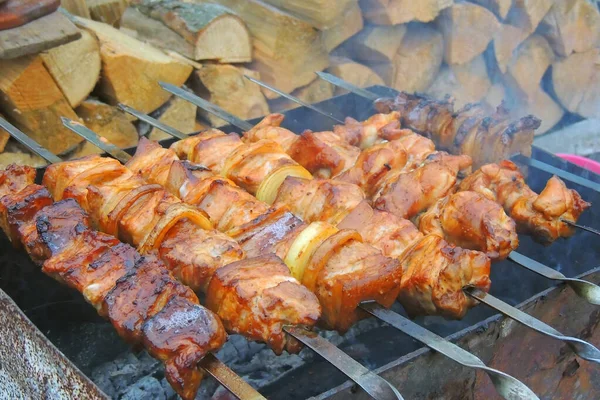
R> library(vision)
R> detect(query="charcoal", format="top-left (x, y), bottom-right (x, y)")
top-left (120, 376), bottom-right (165, 400)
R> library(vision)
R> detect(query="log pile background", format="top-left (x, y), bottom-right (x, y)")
top-left (0, 0), bottom-right (599, 167)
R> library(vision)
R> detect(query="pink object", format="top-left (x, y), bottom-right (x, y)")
top-left (557, 153), bottom-right (600, 175)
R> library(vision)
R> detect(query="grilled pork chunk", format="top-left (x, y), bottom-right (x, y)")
top-left (459, 160), bottom-right (591, 243)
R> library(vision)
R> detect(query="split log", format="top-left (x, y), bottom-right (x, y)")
top-left (73, 99), bottom-right (139, 156)
top-left (321, 1), bottom-right (363, 52)
top-left (360, 0), bottom-right (453, 25)
top-left (392, 23), bottom-right (444, 93)
top-left (436, 2), bottom-right (500, 65)
top-left (191, 64), bottom-right (269, 126)
top-left (145, 96), bottom-right (197, 141)
top-left (131, 0), bottom-right (252, 63)
top-left (503, 35), bottom-right (554, 101)
top-left (270, 78), bottom-right (334, 111)
top-left (505, 0), bottom-right (554, 33)
top-left (326, 57), bottom-right (384, 95)
top-left (426, 55), bottom-right (492, 109)
top-left (493, 23), bottom-right (531, 73)
top-left (0, 11), bottom-right (80, 60)
top-left (552, 48), bottom-right (600, 119)
top-left (0, 55), bottom-right (83, 154)
top-left (346, 24), bottom-right (406, 65)
top-left (469, 0), bottom-right (513, 19)
top-left (0, 114), bottom-right (8, 153)
top-left (40, 29), bottom-right (101, 108)
top-left (73, 16), bottom-right (193, 113)
top-left (61, 0), bottom-right (91, 18)
top-left (203, 0), bottom-right (329, 98)
top-left (87, 0), bottom-right (130, 27)
top-left (260, 0), bottom-right (355, 29)
top-left (483, 82), bottom-right (507, 108)
top-left (512, 88), bottom-right (564, 135)
top-left (0, 143), bottom-right (45, 169)
top-left (538, 0), bottom-right (600, 57)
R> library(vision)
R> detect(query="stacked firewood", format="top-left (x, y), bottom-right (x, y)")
top-left (0, 0), bottom-right (599, 167)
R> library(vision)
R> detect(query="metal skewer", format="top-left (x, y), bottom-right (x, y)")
top-left (561, 219), bottom-right (600, 237)
top-left (465, 288), bottom-right (600, 363)
top-left (316, 72), bottom-right (380, 101)
top-left (508, 251), bottom-right (600, 305)
top-left (243, 75), bottom-right (345, 124)
top-left (62, 118), bottom-right (404, 400)
top-left (360, 302), bottom-right (539, 400)
top-left (131, 101), bottom-right (540, 400)
top-left (117, 103), bottom-right (190, 140)
top-left (5, 120), bottom-right (267, 400)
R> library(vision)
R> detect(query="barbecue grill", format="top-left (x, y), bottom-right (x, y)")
top-left (1, 81), bottom-right (599, 400)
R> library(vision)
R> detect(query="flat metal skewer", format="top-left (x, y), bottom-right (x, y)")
top-left (360, 302), bottom-right (539, 400)
top-left (508, 251), bottom-right (600, 305)
top-left (63, 118), bottom-right (404, 400)
top-left (561, 219), bottom-right (600, 237)
top-left (117, 103), bottom-right (190, 140)
top-left (4, 120), bottom-right (266, 400)
top-left (316, 72), bottom-right (380, 101)
top-left (243, 75), bottom-right (345, 124)
top-left (465, 288), bottom-right (600, 363)
top-left (120, 105), bottom-right (540, 400)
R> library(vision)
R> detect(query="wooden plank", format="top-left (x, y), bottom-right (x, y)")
top-left (0, 11), bottom-right (81, 59)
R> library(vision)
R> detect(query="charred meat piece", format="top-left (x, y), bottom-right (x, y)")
top-left (418, 191), bottom-right (518, 260)
top-left (459, 160), bottom-right (591, 242)
top-left (207, 254), bottom-right (320, 354)
top-left (398, 234), bottom-right (491, 319)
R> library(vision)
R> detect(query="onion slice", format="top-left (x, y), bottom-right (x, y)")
top-left (256, 164), bottom-right (313, 205)
top-left (284, 222), bottom-right (339, 281)
top-left (103, 184), bottom-right (163, 236)
top-left (301, 230), bottom-right (362, 292)
top-left (139, 203), bottom-right (212, 253)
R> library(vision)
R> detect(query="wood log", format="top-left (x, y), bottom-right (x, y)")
top-left (87, 0), bottom-right (130, 27)
top-left (260, 0), bottom-right (355, 29)
top-left (503, 34), bottom-right (554, 101)
top-left (0, 114), bottom-right (8, 153)
top-left (392, 23), bottom-right (444, 93)
top-left (326, 57), bottom-right (384, 95)
top-left (360, 0), bottom-right (453, 25)
top-left (345, 24), bottom-right (406, 65)
top-left (40, 29), bottom-right (101, 108)
top-left (142, 95), bottom-right (197, 141)
top-left (552, 48), bottom-right (600, 119)
top-left (493, 22), bottom-right (530, 73)
top-left (0, 143), bottom-right (45, 169)
top-left (512, 87), bottom-right (564, 135)
top-left (197, 0), bottom-right (329, 98)
top-left (270, 77), bottom-right (334, 111)
top-left (321, 1), bottom-right (363, 52)
top-left (468, 0), bottom-right (513, 19)
top-left (131, 0), bottom-right (252, 63)
top-left (538, 0), bottom-right (600, 57)
top-left (73, 99), bottom-right (139, 156)
top-left (61, 0), bottom-right (91, 18)
top-left (0, 55), bottom-right (83, 154)
top-left (73, 16), bottom-right (193, 113)
top-left (505, 0), bottom-right (554, 32)
top-left (191, 64), bottom-right (269, 126)
top-left (0, 11), bottom-right (81, 60)
top-left (426, 55), bottom-right (492, 109)
top-left (436, 2), bottom-right (500, 65)
top-left (120, 7), bottom-right (195, 58)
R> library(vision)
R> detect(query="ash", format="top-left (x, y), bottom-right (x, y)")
top-left (90, 318), bottom-right (385, 399)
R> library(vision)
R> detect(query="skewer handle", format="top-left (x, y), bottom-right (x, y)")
top-left (466, 288), bottom-right (600, 363)
top-left (359, 302), bottom-right (539, 400)
top-left (283, 326), bottom-right (404, 400)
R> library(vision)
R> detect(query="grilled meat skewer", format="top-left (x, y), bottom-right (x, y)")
top-left (42, 156), bottom-right (321, 354)
top-left (142, 136), bottom-right (491, 319)
top-left (0, 165), bottom-right (226, 400)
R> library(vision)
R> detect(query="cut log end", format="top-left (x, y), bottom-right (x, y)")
top-left (193, 15), bottom-right (252, 63)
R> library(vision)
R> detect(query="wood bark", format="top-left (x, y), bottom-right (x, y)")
top-left (132, 0), bottom-right (252, 63)
top-left (552, 48), bottom-right (600, 119)
top-left (0, 55), bottom-right (83, 154)
top-left (360, 0), bottom-right (453, 25)
top-left (191, 64), bottom-right (269, 126)
top-left (0, 11), bottom-right (81, 60)
top-left (427, 55), bottom-right (492, 108)
top-left (392, 23), bottom-right (444, 93)
top-left (436, 2), bottom-right (500, 65)
top-left (40, 29), bottom-right (101, 108)
top-left (538, 0), bottom-right (600, 57)
top-left (74, 16), bottom-right (193, 113)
